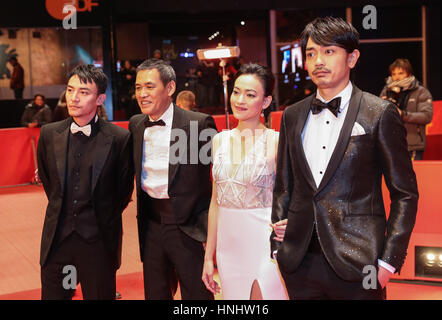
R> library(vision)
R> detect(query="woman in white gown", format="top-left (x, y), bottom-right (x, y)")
top-left (202, 63), bottom-right (287, 300)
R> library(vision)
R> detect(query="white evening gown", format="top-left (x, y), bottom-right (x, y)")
top-left (212, 129), bottom-right (287, 300)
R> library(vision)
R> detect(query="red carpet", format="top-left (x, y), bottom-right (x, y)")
top-left (1, 271), bottom-right (441, 300)
top-left (1, 185), bottom-right (442, 300)
top-left (0, 272), bottom-right (145, 300)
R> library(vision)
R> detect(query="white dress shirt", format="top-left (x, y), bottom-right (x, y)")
top-left (302, 81), bottom-right (353, 188)
top-left (141, 103), bottom-right (174, 199)
top-left (301, 81), bottom-right (396, 274)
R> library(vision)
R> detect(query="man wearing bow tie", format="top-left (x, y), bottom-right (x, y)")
top-left (37, 64), bottom-right (134, 299)
top-left (271, 17), bottom-right (418, 300)
top-left (129, 59), bottom-right (217, 299)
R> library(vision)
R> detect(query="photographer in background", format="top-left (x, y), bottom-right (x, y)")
top-left (380, 58), bottom-right (433, 160)
top-left (21, 94), bottom-right (52, 128)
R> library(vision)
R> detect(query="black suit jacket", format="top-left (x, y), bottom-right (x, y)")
top-left (271, 86), bottom-right (419, 281)
top-left (37, 117), bottom-right (134, 270)
top-left (129, 104), bottom-right (217, 261)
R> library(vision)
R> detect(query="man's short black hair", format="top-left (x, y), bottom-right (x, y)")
top-left (136, 59), bottom-right (176, 87)
top-left (300, 17), bottom-right (360, 59)
top-left (67, 64), bottom-right (108, 95)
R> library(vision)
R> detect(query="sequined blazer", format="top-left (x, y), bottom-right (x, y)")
top-left (271, 85), bottom-right (419, 282)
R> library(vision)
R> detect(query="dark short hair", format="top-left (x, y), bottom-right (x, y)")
top-left (233, 63), bottom-right (275, 97)
top-left (389, 58), bottom-right (413, 76)
top-left (136, 58), bottom-right (176, 87)
top-left (34, 93), bottom-right (46, 102)
top-left (8, 56), bottom-right (18, 62)
top-left (300, 17), bottom-right (360, 59)
top-left (67, 64), bottom-right (108, 95)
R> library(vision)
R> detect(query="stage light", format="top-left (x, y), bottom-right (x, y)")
top-left (202, 48), bottom-right (229, 59)
top-left (415, 246), bottom-right (442, 280)
top-left (197, 46), bottom-right (240, 60)
top-left (241, 21), bottom-right (245, 26)
top-left (208, 31), bottom-right (220, 41)
top-left (426, 253), bottom-right (436, 267)
top-left (179, 52), bottom-right (195, 58)
top-left (197, 45), bottom-right (240, 129)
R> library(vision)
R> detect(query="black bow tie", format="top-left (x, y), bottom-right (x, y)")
top-left (311, 97), bottom-right (341, 117)
top-left (145, 119), bottom-right (166, 128)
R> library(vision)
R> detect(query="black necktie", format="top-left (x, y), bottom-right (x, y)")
top-left (145, 119), bottom-right (166, 128)
top-left (311, 97), bottom-right (341, 117)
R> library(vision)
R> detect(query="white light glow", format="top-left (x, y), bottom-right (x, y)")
top-left (197, 46), bottom-right (240, 61)
top-left (427, 253), bottom-right (436, 261)
top-left (203, 49), bottom-right (232, 59)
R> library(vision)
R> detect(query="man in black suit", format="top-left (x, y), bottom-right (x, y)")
top-left (129, 59), bottom-right (217, 300)
top-left (271, 17), bottom-right (418, 300)
top-left (37, 64), bottom-right (134, 300)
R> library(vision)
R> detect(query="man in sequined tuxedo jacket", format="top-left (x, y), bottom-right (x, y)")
top-left (271, 17), bottom-right (418, 300)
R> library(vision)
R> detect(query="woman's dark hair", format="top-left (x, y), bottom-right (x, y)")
top-left (389, 58), bottom-right (414, 76)
top-left (233, 63), bottom-right (275, 97)
top-left (67, 64), bottom-right (108, 95)
top-left (300, 17), bottom-right (360, 59)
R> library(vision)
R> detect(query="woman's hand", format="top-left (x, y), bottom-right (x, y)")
top-left (202, 260), bottom-right (220, 295)
top-left (270, 219), bottom-right (288, 242)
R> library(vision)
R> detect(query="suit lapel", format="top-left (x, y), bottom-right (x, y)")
top-left (317, 86), bottom-right (363, 193)
top-left (169, 105), bottom-right (189, 189)
top-left (91, 119), bottom-right (114, 192)
top-left (293, 95), bottom-right (318, 192)
top-left (54, 120), bottom-right (70, 193)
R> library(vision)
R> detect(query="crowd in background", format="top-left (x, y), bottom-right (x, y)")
top-left (18, 53), bottom-right (433, 159)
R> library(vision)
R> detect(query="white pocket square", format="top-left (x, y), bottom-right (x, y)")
top-left (351, 122), bottom-right (366, 136)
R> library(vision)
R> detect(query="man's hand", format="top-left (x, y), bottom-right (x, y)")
top-left (378, 265), bottom-right (393, 289)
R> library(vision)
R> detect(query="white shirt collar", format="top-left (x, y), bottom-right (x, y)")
top-left (148, 102), bottom-right (174, 126)
top-left (316, 81), bottom-right (353, 112)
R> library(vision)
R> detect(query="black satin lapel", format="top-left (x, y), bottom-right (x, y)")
top-left (294, 95), bottom-right (317, 191)
top-left (91, 127), bottom-right (113, 192)
top-left (54, 125), bottom-right (69, 193)
top-left (135, 115), bottom-right (148, 186)
top-left (168, 105), bottom-right (188, 188)
top-left (317, 86), bottom-right (363, 193)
